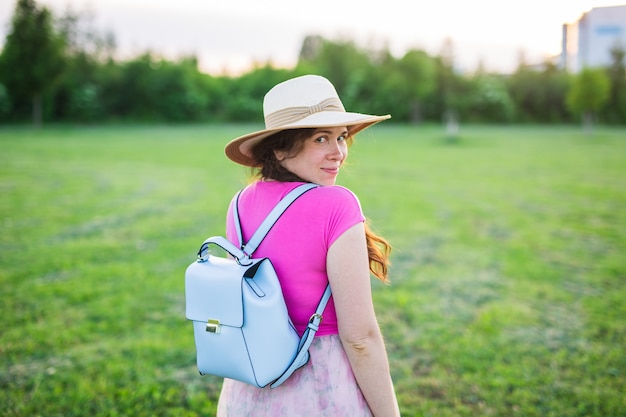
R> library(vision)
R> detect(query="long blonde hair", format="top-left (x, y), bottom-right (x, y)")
top-left (249, 128), bottom-right (392, 283)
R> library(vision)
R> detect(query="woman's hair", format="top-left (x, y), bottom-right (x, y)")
top-left (250, 128), bottom-right (392, 283)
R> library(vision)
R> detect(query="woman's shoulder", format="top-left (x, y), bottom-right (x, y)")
top-left (308, 185), bottom-right (363, 213)
top-left (311, 184), bottom-right (358, 199)
top-left (246, 181), bottom-right (361, 209)
top-left (251, 181), bottom-right (356, 196)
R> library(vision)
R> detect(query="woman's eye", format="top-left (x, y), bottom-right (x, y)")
top-left (337, 135), bottom-right (346, 142)
top-left (315, 136), bottom-right (327, 143)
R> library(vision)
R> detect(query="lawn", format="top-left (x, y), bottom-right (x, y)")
top-left (1, 123), bottom-right (625, 416)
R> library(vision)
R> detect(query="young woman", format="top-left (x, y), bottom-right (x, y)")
top-left (217, 75), bottom-right (400, 417)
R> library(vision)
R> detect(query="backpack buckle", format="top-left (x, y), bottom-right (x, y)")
top-left (206, 319), bottom-right (221, 334)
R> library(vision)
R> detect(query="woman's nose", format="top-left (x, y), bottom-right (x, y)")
top-left (328, 141), bottom-right (345, 160)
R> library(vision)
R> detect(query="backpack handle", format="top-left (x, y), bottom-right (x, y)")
top-left (197, 236), bottom-right (254, 266)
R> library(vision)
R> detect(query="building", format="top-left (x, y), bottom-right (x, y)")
top-left (561, 5), bottom-right (626, 72)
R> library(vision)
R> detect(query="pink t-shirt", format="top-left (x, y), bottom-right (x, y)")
top-left (225, 181), bottom-right (365, 336)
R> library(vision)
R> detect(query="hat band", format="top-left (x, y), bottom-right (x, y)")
top-left (264, 97), bottom-right (345, 129)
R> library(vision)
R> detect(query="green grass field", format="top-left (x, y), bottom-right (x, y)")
top-left (1, 123), bottom-right (625, 416)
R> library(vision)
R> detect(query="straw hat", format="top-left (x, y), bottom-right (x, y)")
top-left (224, 74), bottom-right (391, 167)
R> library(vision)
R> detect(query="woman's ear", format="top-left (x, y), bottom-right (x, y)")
top-left (273, 150), bottom-right (285, 161)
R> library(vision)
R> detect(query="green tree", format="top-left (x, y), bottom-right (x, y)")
top-left (0, 83), bottom-right (12, 120)
top-left (566, 67), bottom-right (611, 132)
top-left (603, 44), bottom-right (626, 124)
top-left (507, 61), bottom-right (571, 124)
top-left (0, 0), bottom-right (67, 127)
top-left (297, 37), bottom-right (373, 96)
top-left (52, 6), bottom-right (116, 121)
top-left (464, 74), bottom-right (515, 123)
top-left (539, 62), bottom-right (572, 123)
top-left (98, 53), bottom-right (218, 122)
top-left (424, 38), bottom-right (466, 130)
top-left (223, 64), bottom-right (294, 122)
top-left (392, 49), bottom-right (437, 122)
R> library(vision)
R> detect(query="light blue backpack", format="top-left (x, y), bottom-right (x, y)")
top-left (185, 183), bottom-right (331, 388)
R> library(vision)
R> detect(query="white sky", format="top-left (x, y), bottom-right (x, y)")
top-left (1, 0), bottom-right (625, 74)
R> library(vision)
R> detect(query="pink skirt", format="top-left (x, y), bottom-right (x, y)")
top-left (216, 334), bottom-right (373, 417)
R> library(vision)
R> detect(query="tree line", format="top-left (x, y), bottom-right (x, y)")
top-left (1, 0), bottom-right (625, 127)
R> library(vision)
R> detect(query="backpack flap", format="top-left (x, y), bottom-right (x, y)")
top-left (185, 254), bottom-right (264, 330)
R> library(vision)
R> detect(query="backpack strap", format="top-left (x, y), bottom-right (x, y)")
top-left (234, 183), bottom-right (318, 257)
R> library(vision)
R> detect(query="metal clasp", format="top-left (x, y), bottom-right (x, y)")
top-left (206, 319), bottom-right (221, 334)
top-left (309, 313), bottom-right (323, 324)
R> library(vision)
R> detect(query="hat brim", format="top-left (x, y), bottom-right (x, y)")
top-left (224, 111), bottom-right (391, 167)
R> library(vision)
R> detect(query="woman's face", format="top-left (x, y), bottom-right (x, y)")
top-left (275, 126), bottom-right (349, 186)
